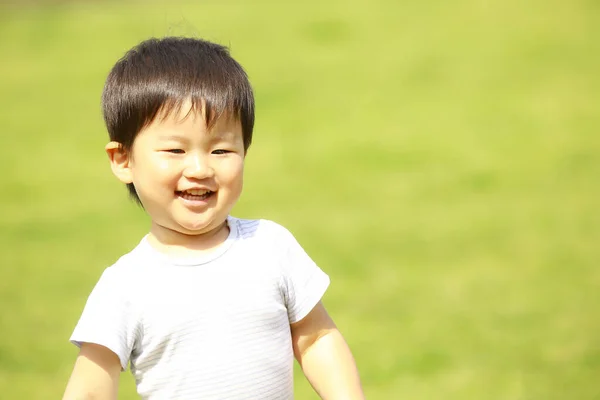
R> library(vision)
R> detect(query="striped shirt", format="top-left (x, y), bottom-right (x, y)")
top-left (70, 217), bottom-right (330, 399)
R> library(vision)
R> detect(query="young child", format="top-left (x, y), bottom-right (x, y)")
top-left (63, 37), bottom-right (364, 400)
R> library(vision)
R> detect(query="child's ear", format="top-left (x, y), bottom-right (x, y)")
top-left (105, 142), bottom-right (133, 184)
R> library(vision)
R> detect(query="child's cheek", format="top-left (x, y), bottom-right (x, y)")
top-left (158, 158), bottom-right (171, 171)
top-left (151, 155), bottom-right (173, 172)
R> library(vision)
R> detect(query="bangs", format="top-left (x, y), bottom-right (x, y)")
top-left (153, 91), bottom-right (247, 133)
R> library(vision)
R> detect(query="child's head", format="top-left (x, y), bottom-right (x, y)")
top-left (102, 37), bottom-right (254, 239)
top-left (102, 37), bottom-right (254, 205)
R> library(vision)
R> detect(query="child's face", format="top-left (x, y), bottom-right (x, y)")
top-left (117, 101), bottom-right (245, 241)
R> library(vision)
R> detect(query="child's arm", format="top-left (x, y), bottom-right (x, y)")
top-left (291, 302), bottom-right (365, 400)
top-left (62, 343), bottom-right (121, 400)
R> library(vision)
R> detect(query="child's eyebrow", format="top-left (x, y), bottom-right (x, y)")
top-left (209, 130), bottom-right (241, 142)
top-left (158, 134), bottom-right (189, 142)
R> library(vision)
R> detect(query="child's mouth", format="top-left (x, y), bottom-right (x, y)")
top-left (176, 190), bottom-right (214, 201)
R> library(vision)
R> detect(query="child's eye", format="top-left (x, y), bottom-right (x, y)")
top-left (212, 149), bottom-right (230, 155)
top-left (164, 149), bottom-right (185, 154)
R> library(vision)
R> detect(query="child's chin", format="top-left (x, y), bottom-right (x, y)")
top-left (177, 219), bottom-right (219, 235)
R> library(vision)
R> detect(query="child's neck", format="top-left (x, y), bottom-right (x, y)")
top-left (146, 220), bottom-right (230, 257)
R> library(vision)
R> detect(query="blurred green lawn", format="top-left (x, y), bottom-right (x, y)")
top-left (1, 0), bottom-right (599, 398)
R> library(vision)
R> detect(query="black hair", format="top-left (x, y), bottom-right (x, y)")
top-left (102, 36), bottom-right (255, 204)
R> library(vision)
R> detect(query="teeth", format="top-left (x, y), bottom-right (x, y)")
top-left (186, 189), bottom-right (210, 196)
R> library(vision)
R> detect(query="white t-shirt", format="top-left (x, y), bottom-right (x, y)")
top-left (70, 217), bottom-right (330, 399)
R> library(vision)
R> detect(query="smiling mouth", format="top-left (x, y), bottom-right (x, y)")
top-left (176, 190), bottom-right (214, 201)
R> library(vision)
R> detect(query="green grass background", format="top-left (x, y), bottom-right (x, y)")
top-left (1, 0), bottom-right (599, 398)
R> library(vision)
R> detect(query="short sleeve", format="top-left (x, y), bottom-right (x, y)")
top-left (70, 266), bottom-right (140, 371)
top-left (277, 225), bottom-right (330, 324)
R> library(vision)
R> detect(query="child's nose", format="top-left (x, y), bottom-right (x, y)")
top-left (184, 152), bottom-right (214, 179)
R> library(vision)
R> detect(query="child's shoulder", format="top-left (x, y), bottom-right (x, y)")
top-left (95, 238), bottom-right (151, 280)
top-left (110, 248), bottom-right (143, 270)
top-left (229, 216), bottom-right (296, 242)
